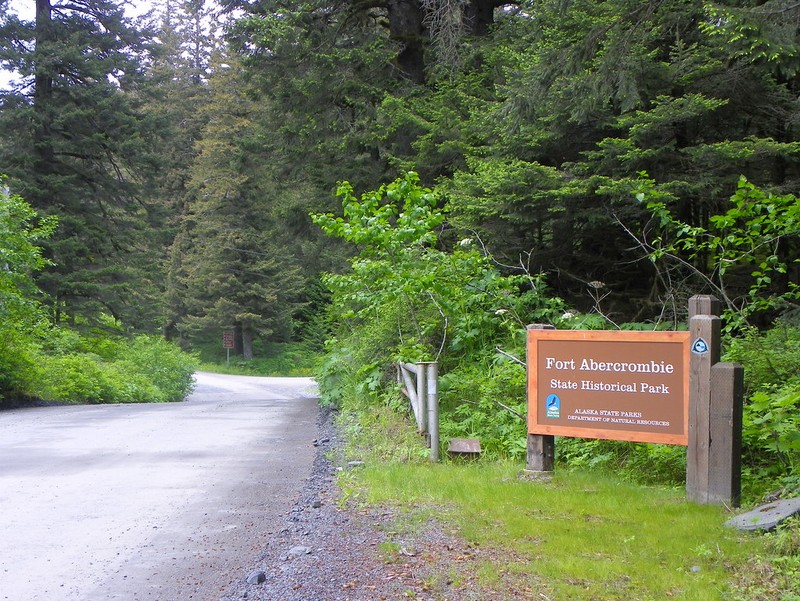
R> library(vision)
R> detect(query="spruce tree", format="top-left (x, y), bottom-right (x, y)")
top-left (167, 55), bottom-right (303, 358)
top-left (0, 0), bottom-right (162, 326)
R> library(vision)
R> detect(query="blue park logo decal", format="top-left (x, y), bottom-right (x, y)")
top-left (691, 337), bottom-right (709, 355)
top-left (546, 394), bottom-right (561, 419)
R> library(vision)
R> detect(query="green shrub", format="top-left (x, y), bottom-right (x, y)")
top-left (30, 333), bottom-right (197, 404)
top-left (34, 354), bottom-right (108, 403)
top-left (313, 173), bottom-right (565, 459)
top-left (0, 326), bottom-right (43, 402)
top-left (439, 358), bottom-right (528, 460)
top-left (315, 340), bottom-right (352, 408)
top-left (125, 335), bottom-right (197, 402)
top-left (0, 182), bottom-right (56, 403)
top-left (721, 322), bottom-right (800, 499)
top-left (725, 321), bottom-right (800, 394)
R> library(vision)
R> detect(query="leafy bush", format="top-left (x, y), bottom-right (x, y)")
top-left (636, 175), bottom-right (800, 330)
top-left (316, 340), bottom-right (352, 408)
top-left (439, 358), bottom-right (528, 460)
top-left (721, 322), bottom-right (800, 499)
top-left (312, 173), bottom-right (565, 459)
top-left (0, 326), bottom-right (43, 401)
top-left (31, 332), bottom-right (197, 404)
top-left (725, 321), bottom-right (800, 394)
top-left (124, 335), bottom-right (197, 402)
top-left (0, 182), bottom-right (56, 403)
top-left (312, 172), bottom-right (565, 371)
top-left (33, 354), bottom-right (109, 403)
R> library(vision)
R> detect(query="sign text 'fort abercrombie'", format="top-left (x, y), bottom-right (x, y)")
top-left (527, 330), bottom-right (691, 446)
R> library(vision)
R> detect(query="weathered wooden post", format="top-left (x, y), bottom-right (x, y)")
top-left (425, 361), bottom-right (440, 462)
top-left (526, 324), bottom-right (555, 472)
top-left (686, 295), bottom-right (743, 506)
top-left (417, 362), bottom-right (428, 440)
top-left (709, 362), bottom-right (744, 505)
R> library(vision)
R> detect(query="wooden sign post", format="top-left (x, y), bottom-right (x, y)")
top-left (686, 296), bottom-right (743, 506)
top-left (223, 329), bottom-right (235, 366)
top-left (526, 324), bottom-right (555, 472)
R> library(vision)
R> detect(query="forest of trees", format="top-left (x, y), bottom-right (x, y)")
top-left (2, 0), bottom-right (798, 359)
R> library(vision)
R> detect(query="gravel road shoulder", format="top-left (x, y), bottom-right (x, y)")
top-left (219, 407), bottom-right (525, 601)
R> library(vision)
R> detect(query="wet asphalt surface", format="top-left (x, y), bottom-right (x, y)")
top-left (0, 372), bottom-right (319, 601)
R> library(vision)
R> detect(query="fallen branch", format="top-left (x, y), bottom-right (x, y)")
top-left (495, 346), bottom-right (526, 367)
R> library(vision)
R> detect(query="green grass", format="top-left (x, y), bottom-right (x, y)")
top-left (330, 380), bottom-right (799, 600)
top-left (352, 462), bottom-right (779, 600)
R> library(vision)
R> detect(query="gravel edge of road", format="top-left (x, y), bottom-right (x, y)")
top-left (218, 406), bottom-right (515, 601)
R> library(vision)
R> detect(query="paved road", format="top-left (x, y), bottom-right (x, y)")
top-left (0, 372), bottom-right (319, 601)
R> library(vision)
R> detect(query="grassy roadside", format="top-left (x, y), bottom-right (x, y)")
top-left (197, 343), bottom-right (317, 377)
top-left (336, 406), bottom-right (800, 601)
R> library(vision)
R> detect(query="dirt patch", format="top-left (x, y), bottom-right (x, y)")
top-left (219, 408), bottom-right (533, 601)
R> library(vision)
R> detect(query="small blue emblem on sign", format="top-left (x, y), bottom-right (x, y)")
top-left (692, 337), bottom-right (709, 355)
top-left (546, 394), bottom-right (561, 418)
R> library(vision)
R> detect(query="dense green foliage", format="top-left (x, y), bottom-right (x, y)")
top-left (313, 173), bottom-right (565, 455)
top-left (725, 323), bottom-right (800, 498)
top-left (30, 327), bottom-right (197, 404)
top-left (0, 185), bottom-right (196, 406)
top-left (0, 181), bottom-right (57, 398)
top-left (636, 175), bottom-right (800, 330)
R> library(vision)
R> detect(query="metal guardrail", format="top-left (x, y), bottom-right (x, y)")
top-left (398, 361), bottom-right (439, 462)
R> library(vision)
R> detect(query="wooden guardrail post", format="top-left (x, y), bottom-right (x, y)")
top-left (526, 324), bottom-right (555, 472)
top-left (424, 361), bottom-right (440, 462)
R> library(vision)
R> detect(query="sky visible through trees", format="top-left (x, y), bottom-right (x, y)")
top-left (0, 0), bottom-right (154, 88)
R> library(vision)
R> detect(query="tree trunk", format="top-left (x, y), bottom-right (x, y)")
top-left (241, 327), bottom-right (254, 360)
top-left (463, 0), bottom-right (495, 37)
top-left (34, 0), bottom-right (53, 108)
top-left (387, 0), bottom-right (426, 83)
top-left (34, 0), bottom-right (55, 168)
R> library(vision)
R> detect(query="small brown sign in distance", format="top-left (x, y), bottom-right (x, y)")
top-left (222, 330), bottom-right (235, 349)
top-left (527, 329), bottom-right (690, 446)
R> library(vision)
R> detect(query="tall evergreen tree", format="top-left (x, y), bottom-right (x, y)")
top-left (167, 56), bottom-right (304, 358)
top-left (137, 0), bottom-right (226, 337)
top-left (0, 0), bottom-right (162, 327)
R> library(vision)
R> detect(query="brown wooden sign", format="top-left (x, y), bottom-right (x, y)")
top-left (527, 330), bottom-right (691, 446)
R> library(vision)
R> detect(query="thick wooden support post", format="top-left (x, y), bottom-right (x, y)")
top-left (688, 295), bottom-right (721, 320)
top-left (527, 324), bottom-right (555, 472)
top-left (709, 362), bottom-right (744, 506)
top-left (687, 296), bottom-right (721, 503)
top-left (527, 433), bottom-right (555, 472)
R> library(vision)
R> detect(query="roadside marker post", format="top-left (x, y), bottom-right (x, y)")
top-left (223, 329), bottom-right (235, 366)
